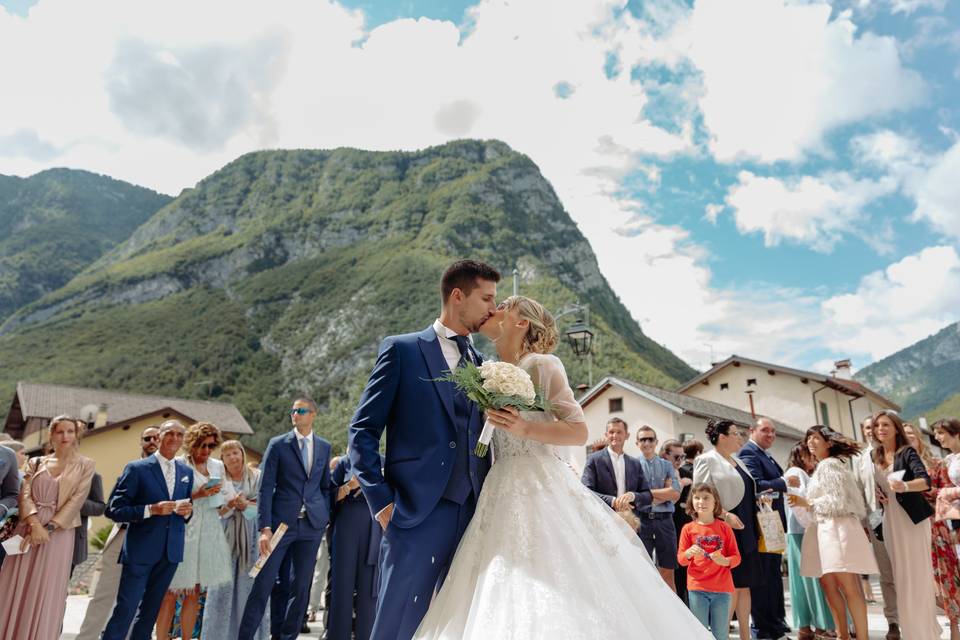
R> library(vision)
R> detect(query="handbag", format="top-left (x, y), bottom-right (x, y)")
top-left (0, 509), bottom-right (19, 543)
top-left (756, 494), bottom-right (786, 554)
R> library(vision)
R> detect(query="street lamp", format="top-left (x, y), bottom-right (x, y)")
top-left (555, 302), bottom-right (593, 387)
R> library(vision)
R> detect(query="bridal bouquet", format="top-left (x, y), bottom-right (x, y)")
top-left (437, 360), bottom-right (548, 457)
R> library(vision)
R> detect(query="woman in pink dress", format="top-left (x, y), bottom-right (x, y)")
top-left (0, 415), bottom-right (96, 640)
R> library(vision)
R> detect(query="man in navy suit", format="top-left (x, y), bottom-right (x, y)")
top-left (348, 259), bottom-right (499, 640)
top-left (102, 420), bottom-right (193, 640)
top-left (582, 418), bottom-right (654, 523)
top-left (738, 417), bottom-right (794, 640)
top-left (239, 397), bottom-right (333, 640)
top-left (327, 450), bottom-right (383, 640)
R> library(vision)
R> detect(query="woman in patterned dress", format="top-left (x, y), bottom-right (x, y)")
top-left (931, 418), bottom-right (960, 640)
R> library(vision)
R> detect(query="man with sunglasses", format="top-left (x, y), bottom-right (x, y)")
top-left (74, 426), bottom-right (160, 640)
top-left (239, 398), bottom-right (333, 640)
top-left (635, 425), bottom-right (682, 592)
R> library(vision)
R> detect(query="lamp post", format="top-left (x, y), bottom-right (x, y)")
top-left (555, 303), bottom-right (594, 387)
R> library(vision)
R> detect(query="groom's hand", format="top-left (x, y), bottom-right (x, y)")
top-left (376, 503), bottom-right (394, 531)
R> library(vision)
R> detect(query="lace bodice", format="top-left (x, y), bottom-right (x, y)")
top-left (491, 353), bottom-right (586, 462)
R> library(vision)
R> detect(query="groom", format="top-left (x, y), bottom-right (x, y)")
top-left (349, 259), bottom-right (500, 640)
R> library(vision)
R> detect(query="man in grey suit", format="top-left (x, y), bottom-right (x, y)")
top-left (0, 443), bottom-right (21, 567)
top-left (74, 426), bottom-right (159, 640)
top-left (72, 471), bottom-right (106, 575)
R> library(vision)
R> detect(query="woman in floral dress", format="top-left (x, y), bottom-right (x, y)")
top-left (930, 419), bottom-right (960, 640)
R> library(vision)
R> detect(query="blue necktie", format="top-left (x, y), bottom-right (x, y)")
top-left (452, 335), bottom-right (475, 367)
top-left (300, 437), bottom-right (310, 474)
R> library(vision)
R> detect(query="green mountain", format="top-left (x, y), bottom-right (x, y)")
top-left (0, 141), bottom-right (695, 452)
top-left (0, 168), bottom-right (172, 322)
top-left (855, 321), bottom-right (960, 419)
top-left (923, 392), bottom-right (960, 424)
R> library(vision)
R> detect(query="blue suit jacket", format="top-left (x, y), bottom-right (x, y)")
top-left (738, 439), bottom-right (787, 526)
top-left (348, 326), bottom-right (491, 529)
top-left (105, 456), bottom-right (193, 565)
top-left (257, 431), bottom-right (332, 533)
top-left (331, 456), bottom-right (382, 569)
top-left (581, 449), bottom-right (653, 515)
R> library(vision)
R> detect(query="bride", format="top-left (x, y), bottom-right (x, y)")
top-left (414, 295), bottom-right (713, 639)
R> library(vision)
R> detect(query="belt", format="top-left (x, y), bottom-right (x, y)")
top-left (640, 512), bottom-right (671, 520)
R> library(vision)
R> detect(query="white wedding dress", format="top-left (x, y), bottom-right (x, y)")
top-left (414, 353), bottom-right (714, 639)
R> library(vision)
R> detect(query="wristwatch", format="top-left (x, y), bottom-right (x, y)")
top-left (44, 523), bottom-right (55, 532)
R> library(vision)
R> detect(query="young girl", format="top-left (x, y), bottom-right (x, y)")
top-left (678, 483), bottom-right (742, 640)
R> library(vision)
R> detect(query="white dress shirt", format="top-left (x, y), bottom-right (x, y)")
top-left (144, 452), bottom-right (178, 518)
top-left (433, 319), bottom-right (474, 371)
top-left (607, 447), bottom-right (627, 498)
top-left (294, 429), bottom-right (314, 475)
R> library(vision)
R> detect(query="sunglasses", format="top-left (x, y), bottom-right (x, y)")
top-left (669, 454), bottom-right (686, 461)
top-left (197, 442), bottom-right (218, 450)
top-left (290, 408), bottom-right (313, 416)
top-left (637, 437), bottom-right (656, 443)
top-left (142, 435), bottom-right (159, 442)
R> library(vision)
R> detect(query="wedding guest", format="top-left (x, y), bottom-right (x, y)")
top-left (913, 420), bottom-right (960, 640)
top-left (635, 425), bottom-right (681, 590)
top-left (582, 418), bottom-right (653, 526)
top-left (694, 420), bottom-right (759, 640)
top-left (678, 483), bottom-right (741, 640)
top-left (72, 470), bottom-right (105, 575)
top-left (872, 410), bottom-right (941, 640)
top-left (101, 420), bottom-right (194, 640)
top-left (0, 415), bottom-right (96, 640)
top-left (203, 440), bottom-right (269, 640)
top-left (0, 440), bottom-right (26, 478)
top-left (737, 417), bottom-right (793, 640)
top-left (0, 443), bottom-right (20, 567)
top-left (328, 450), bottom-right (383, 640)
top-left (788, 426), bottom-right (876, 640)
top-left (75, 426), bottom-right (160, 640)
top-left (238, 398), bottom-right (333, 640)
top-left (783, 441), bottom-right (834, 640)
top-left (850, 416), bottom-right (900, 640)
top-left (668, 438), bottom-right (697, 605)
top-left (157, 422), bottom-right (233, 640)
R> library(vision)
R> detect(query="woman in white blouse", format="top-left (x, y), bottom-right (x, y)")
top-left (788, 426), bottom-right (877, 640)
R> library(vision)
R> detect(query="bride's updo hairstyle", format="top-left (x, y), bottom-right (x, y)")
top-left (501, 295), bottom-right (560, 355)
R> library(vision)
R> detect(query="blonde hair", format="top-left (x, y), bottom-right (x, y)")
top-left (903, 423), bottom-right (937, 470)
top-left (220, 439), bottom-right (250, 480)
top-left (183, 421), bottom-right (223, 460)
top-left (48, 414), bottom-right (84, 447)
top-left (500, 295), bottom-right (559, 355)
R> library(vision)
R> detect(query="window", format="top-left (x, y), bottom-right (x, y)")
top-left (608, 397), bottom-right (623, 413)
top-left (820, 401), bottom-right (830, 427)
top-left (746, 378), bottom-right (757, 386)
top-left (720, 383), bottom-right (729, 390)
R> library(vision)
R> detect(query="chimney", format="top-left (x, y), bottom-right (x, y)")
top-left (833, 359), bottom-right (852, 380)
top-left (94, 404), bottom-right (108, 429)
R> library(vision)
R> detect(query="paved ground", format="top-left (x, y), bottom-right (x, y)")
top-left (61, 577), bottom-right (952, 639)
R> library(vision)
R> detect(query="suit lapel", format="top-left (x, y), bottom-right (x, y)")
top-left (418, 329), bottom-right (457, 426)
top-left (288, 433), bottom-right (308, 478)
top-left (308, 435), bottom-right (322, 479)
top-left (598, 450), bottom-right (615, 490)
top-left (172, 460), bottom-right (190, 500)
top-left (625, 455), bottom-right (638, 490)
top-left (147, 456), bottom-right (169, 499)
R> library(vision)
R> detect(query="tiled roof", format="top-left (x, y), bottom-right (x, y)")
top-left (15, 382), bottom-right (253, 435)
top-left (580, 376), bottom-right (805, 438)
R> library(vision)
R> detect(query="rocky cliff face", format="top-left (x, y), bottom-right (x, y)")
top-left (855, 321), bottom-right (960, 418)
top-left (0, 168), bottom-right (171, 323)
top-left (0, 140), bottom-right (695, 450)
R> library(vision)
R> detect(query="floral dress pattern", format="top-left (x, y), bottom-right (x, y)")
top-left (926, 456), bottom-right (960, 624)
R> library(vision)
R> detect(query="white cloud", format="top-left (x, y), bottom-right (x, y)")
top-left (664, 0), bottom-right (926, 163)
top-left (721, 170), bottom-right (897, 251)
top-left (911, 140), bottom-right (960, 238)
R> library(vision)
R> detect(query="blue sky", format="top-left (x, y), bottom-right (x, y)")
top-left (1, 0), bottom-right (958, 373)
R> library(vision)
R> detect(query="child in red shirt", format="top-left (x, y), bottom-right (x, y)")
top-left (677, 483), bottom-right (741, 640)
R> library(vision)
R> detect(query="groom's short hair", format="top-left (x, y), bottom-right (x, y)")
top-left (441, 260), bottom-right (501, 302)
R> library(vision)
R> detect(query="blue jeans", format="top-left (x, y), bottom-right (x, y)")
top-left (689, 590), bottom-right (732, 640)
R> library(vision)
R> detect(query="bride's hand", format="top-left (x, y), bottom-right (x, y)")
top-left (486, 407), bottom-right (529, 437)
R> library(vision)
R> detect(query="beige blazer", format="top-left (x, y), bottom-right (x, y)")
top-left (20, 454), bottom-right (96, 530)
top-left (693, 448), bottom-right (755, 512)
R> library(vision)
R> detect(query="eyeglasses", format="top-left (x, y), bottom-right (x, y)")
top-left (197, 442), bottom-right (218, 450)
top-left (290, 408), bottom-right (313, 416)
top-left (637, 437), bottom-right (656, 443)
top-left (142, 435), bottom-right (159, 442)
